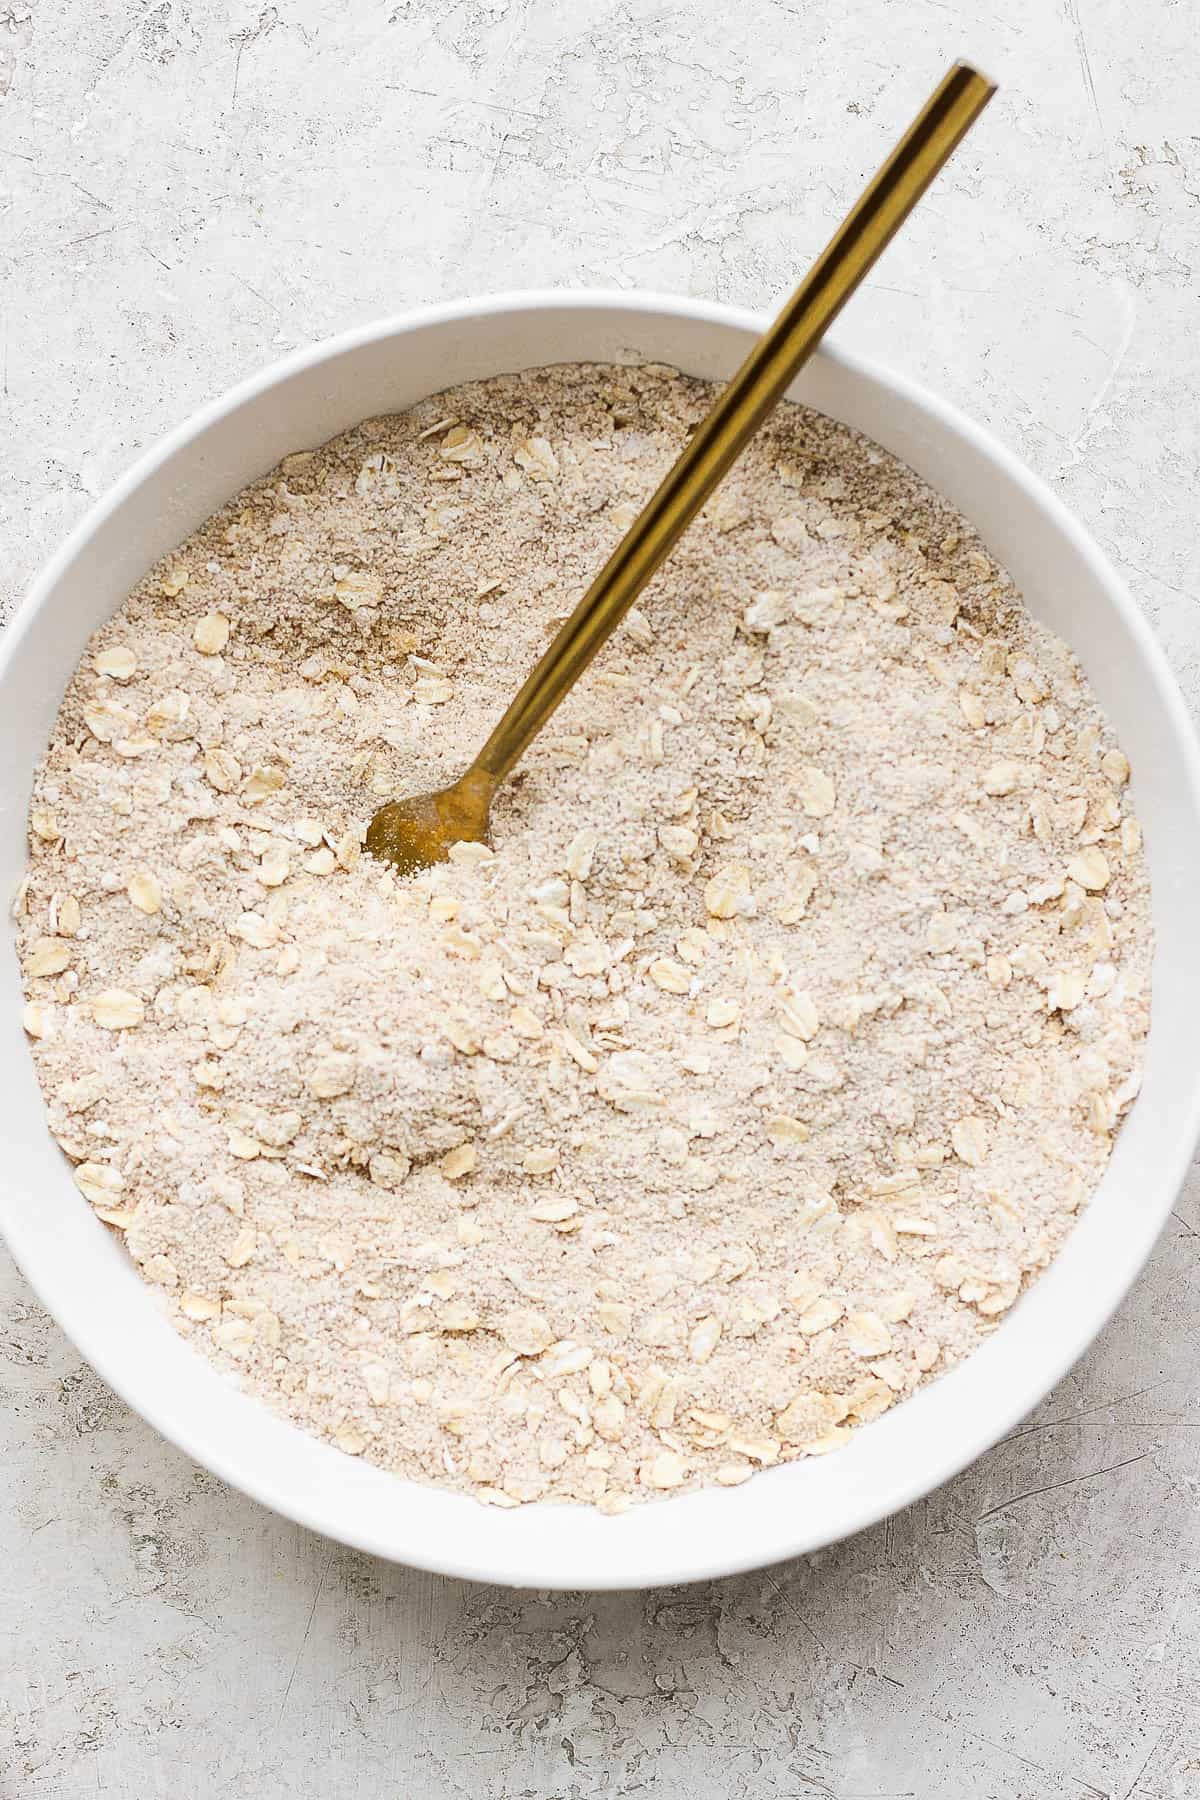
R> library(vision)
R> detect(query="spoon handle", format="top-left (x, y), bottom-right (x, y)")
top-left (473, 60), bottom-right (995, 785)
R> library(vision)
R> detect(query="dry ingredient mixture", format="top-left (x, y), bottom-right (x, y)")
top-left (17, 362), bottom-right (1151, 1510)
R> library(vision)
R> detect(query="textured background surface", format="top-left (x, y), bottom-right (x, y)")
top-left (3, 3), bottom-right (1199, 1796)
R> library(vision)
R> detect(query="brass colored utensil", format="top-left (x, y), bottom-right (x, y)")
top-left (367, 61), bottom-right (995, 875)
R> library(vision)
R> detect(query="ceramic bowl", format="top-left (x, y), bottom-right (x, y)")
top-left (3, 291), bottom-right (1198, 1588)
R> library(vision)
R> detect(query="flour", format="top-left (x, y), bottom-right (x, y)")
top-left (16, 362), bottom-right (1151, 1509)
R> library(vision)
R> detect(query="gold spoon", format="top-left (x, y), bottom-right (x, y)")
top-left (366, 61), bottom-right (995, 875)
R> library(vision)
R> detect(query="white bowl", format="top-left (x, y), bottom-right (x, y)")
top-left (3, 291), bottom-right (1199, 1590)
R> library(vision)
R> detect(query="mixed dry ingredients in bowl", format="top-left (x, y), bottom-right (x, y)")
top-left (16, 363), bottom-right (1151, 1510)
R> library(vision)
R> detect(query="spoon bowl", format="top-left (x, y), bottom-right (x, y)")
top-left (363, 768), bottom-right (495, 875)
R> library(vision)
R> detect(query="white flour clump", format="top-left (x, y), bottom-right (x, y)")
top-left (17, 362), bottom-right (1151, 1510)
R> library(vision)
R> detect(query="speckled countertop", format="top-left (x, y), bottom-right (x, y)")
top-left (3, 4), bottom-right (1199, 1796)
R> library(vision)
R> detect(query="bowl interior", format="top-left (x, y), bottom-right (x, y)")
top-left (3, 294), bottom-right (1198, 1589)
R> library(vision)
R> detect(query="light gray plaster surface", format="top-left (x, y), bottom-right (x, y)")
top-left (2, 4), bottom-right (1199, 1796)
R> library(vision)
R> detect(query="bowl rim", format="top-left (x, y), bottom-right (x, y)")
top-left (5, 286), bottom-right (1200, 1589)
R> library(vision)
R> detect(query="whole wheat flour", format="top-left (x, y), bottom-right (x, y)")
top-left (16, 362), bottom-right (1151, 1509)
